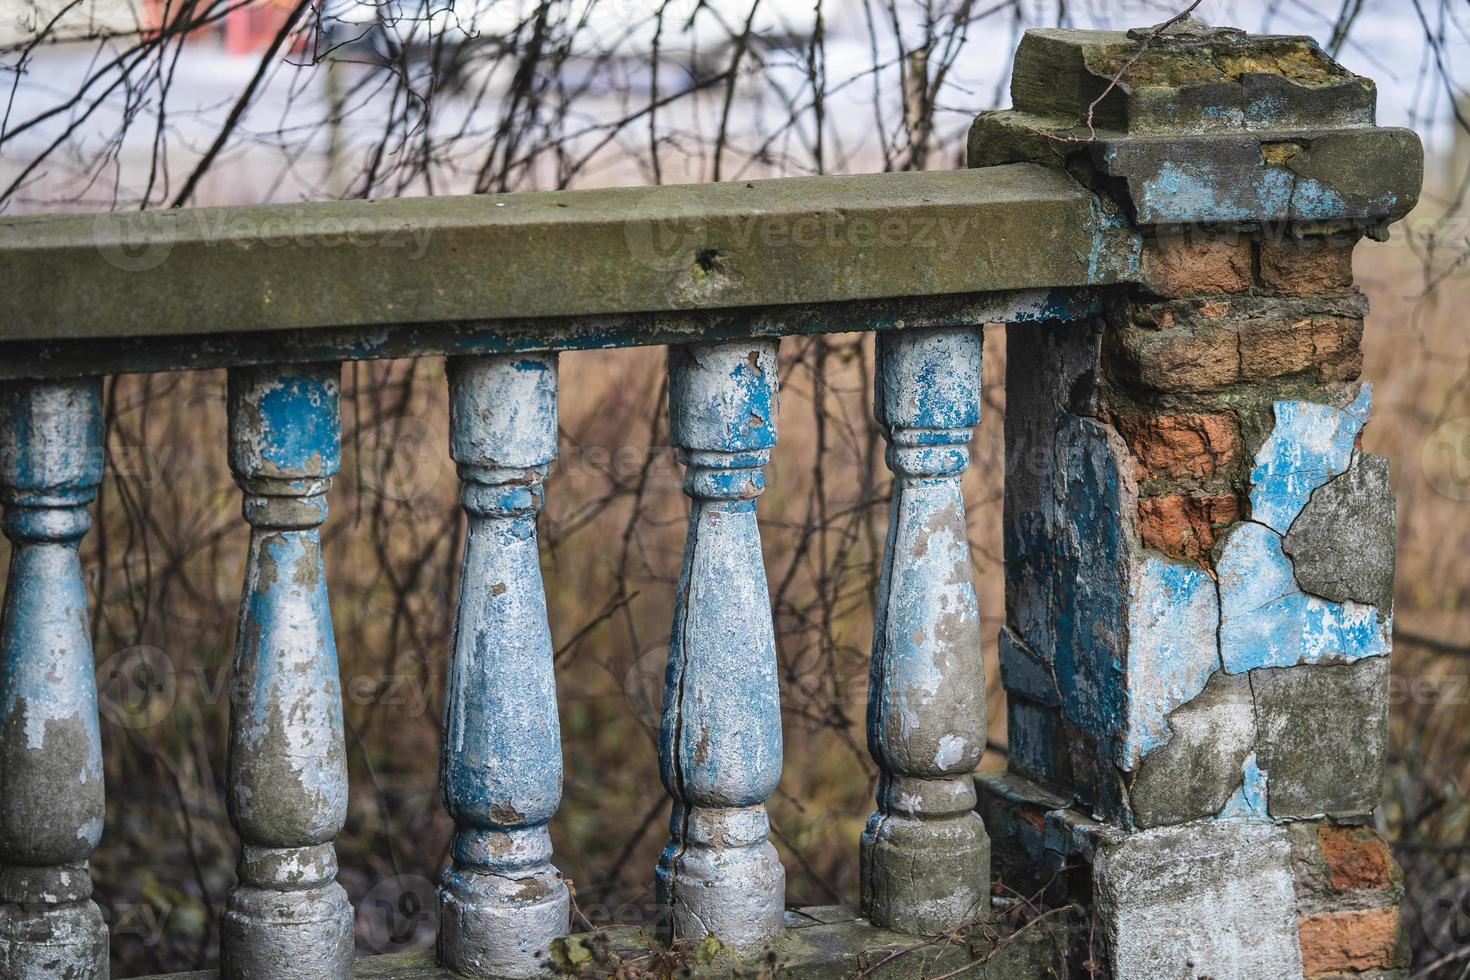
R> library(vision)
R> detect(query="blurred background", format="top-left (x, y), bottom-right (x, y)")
top-left (1, 0), bottom-right (1468, 975)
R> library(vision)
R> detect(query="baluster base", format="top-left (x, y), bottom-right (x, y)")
top-left (221, 881), bottom-right (353, 980)
top-left (438, 867), bottom-right (569, 979)
top-left (860, 810), bottom-right (990, 935)
top-left (654, 805), bottom-right (784, 952)
top-left (0, 897), bottom-right (107, 980)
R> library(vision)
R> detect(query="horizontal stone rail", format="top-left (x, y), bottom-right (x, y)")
top-left (0, 16), bottom-right (1423, 980)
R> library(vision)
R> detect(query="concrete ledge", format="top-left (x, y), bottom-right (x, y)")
top-left (0, 165), bottom-right (1136, 344)
top-left (133, 906), bottom-right (1084, 979)
top-left (0, 287), bottom-right (1099, 381)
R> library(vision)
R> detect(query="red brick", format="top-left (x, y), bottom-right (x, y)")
top-left (1259, 238), bottom-right (1356, 295)
top-left (1136, 493), bottom-right (1241, 562)
top-left (1298, 906), bottom-right (1401, 976)
top-left (1318, 825), bottom-right (1394, 892)
top-left (1239, 315), bottom-right (1363, 383)
top-left (1113, 322), bottom-right (1240, 391)
top-left (1141, 234), bottom-right (1254, 298)
top-left (1113, 412), bottom-right (1242, 481)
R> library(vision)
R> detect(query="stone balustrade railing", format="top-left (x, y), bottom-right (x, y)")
top-left (0, 20), bottom-right (1425, 980)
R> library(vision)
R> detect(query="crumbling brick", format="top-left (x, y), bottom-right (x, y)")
top-left (1259, 237), bottom-right (1357, 296)
top-left (1112, 321), bottom-right (1239, 391)
top-left (1136, 493), bottom-right (1241, 561)
top-left (1318, 825), bottom-right (1396, 893)
top-left (1297, 906), bottom-right (1404, 976)
top-left (1113, 412), bottom-right (1242, 481)
top-left (1239, 315), bottom-right (1364, 383)
top-left (1113, 309), bottom-right (1364, 392)
top-left (1141, 234), bottom-right (1254, 298)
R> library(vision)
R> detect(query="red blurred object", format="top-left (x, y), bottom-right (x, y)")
top-left (140, 0), bottom-right (305, 54)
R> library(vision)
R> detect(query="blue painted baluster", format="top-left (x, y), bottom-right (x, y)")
top-left (862, 327), bottom-right (990, 934)
top-left (438, 353), bottom-right (568, 978)
top-left (657, 339), bottom-right (785, 951)
top-left (221, 364), bottom-right (354, 980)
top-left (0, 379), bottom-right (109, 980)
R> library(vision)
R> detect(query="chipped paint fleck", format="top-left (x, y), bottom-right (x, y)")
top-left (1217, 752), bottom-right (1270, 820)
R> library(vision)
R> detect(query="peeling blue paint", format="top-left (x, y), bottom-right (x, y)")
top-left (1121, 555), bottom-right (1220, 766)
top-left (999, 627), bottom-right (1061, 707)
top-left (1085, 197), bottom-right (1143, 285)
top-left (252, 372), bottom-right (341, 475)
top-left (1218, 521), bottom-right (1390, 672)
top-left (1288, 176), bottom-right (1349, 221)
top-left (1141, 160), bottom-right (1294, 224)
top-left (1216, 753), bottom-right (1270, 821)
top-left (1045, 413), bottom-right (1132, 820)
top-left (1250, 386), bottom-right (1371, 533)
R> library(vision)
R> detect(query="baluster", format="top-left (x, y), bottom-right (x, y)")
top-left (862, 327), bottom-right (990, 935)
top-left (221, 364), bottom-right (353, 980)
top-left (438, 354), bottom-right (567, 978)
top-left (656, 340), bottom-right (785, 951)
top-left (0, 379), bottom-right (109, 980)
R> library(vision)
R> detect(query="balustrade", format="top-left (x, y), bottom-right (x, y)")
top-left (0, 380), bottom-right (108, 980)
top-left (656, 340), bottom-right (785, 951)
top-left (221, 364), bottom-right (354, 980)
top-left (862, 327), bottom-right (989, 935)
top-left (0, 19), bottom-right (1425, 979)
top-left (439, 354), bottom-right (568, 978)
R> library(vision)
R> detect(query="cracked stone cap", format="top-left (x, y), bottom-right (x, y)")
top-left (969, 18), bottom-right (1424, 228)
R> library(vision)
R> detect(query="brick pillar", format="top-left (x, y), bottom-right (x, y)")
top-left (970, 20), bottom-right (1421, 979)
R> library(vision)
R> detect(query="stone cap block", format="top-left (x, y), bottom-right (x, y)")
top-left (1009, 20), bottom-right (1375, 136)
top-left (970, 20), bottom-right (1424, 229)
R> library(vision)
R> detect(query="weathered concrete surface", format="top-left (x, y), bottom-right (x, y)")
top-left (1129, 670), bottom-right (1256, 828)
top-left (440, 355), bottom-right (568, 978)
top-left (135, 906), bottom-right (1086, 980)
top-left (1092, 821), bottom-right (1305, 979)
top-left (1252, 658), bottom-right (1389, 820)
top-left (0, 287), bottom-right (1101, 382)
top-left (0, 165), bottom-right (1137, 343)
top-left (970, 24), bottom-right (1423, 228)
top-left (1284, 452), bottom-right (1396, 612)
top-left (1005, 23), bottom-right (1375, 136)
top-left (863, 327), bottom-right (990, 935)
